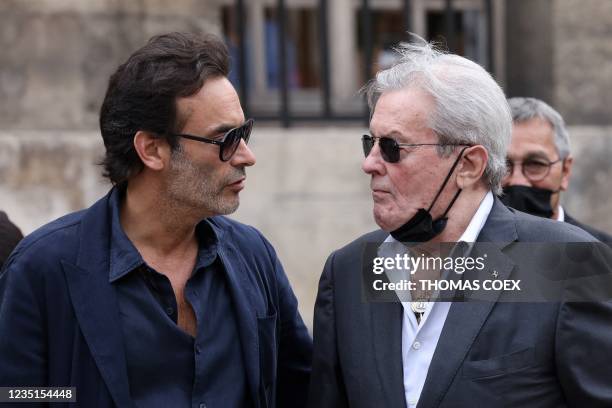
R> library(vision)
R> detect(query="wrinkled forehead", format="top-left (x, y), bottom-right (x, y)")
top-left (370, 86), bottom-right (437, 141)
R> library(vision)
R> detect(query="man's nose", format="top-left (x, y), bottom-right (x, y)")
top-left (231, 139), bottom-right (256, 167)
top-left (361, 142), bottom-right (385, 176)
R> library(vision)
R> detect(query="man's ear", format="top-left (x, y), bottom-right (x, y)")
top-left (560, 155), bottom-right (573, 191)
top-left (456, 145), bottom-right (488, 189)
top-left (133, 131), bottom-right (172, 171)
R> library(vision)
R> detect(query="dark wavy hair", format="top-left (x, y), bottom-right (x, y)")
top-left (99, 32), bottom-right (230, 185)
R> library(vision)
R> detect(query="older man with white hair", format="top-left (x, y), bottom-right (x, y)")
top-left (502, 97), bottom-right (612, 242)
top-left (308, 37), bottom-right (612, 408)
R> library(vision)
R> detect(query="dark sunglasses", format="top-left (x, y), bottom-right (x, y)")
top-left (171, 119), bottom-right (254, 161)
top-left (362, 135), bottom-right (471, 163)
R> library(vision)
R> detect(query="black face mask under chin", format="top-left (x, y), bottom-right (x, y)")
top-left (390, 147), bottom-right (469, 244)
top-left (500, 185), bottom-right (555, 219)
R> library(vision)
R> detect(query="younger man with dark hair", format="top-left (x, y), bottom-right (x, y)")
top-left (0, 32), bottom-right (311, 408)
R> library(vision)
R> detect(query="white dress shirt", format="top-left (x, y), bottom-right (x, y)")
top-left (556, 205), bottom-right (565, 222)
top-left (379, 191), bottom-right (494, 408)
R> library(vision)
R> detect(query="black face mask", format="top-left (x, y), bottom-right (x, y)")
top-left (500, 185), bottom-right (554, 218)
top-left (390, 147), bottom-right (469, 244)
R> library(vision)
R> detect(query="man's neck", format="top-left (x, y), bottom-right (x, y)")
top-left (119, 180), bottom-right (204, 337)
top-left (119, 181), bottom-right (204, 257)
top-left (550, 193), bottom-right (561, 221)
top-left (430, 188), bottom-right (488, 243)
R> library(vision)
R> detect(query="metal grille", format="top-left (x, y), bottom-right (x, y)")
top-left (232, 0), bottom-right (494, 127)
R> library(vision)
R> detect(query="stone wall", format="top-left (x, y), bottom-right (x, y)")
top-left (553, 0), bottom-right (612, 124)
top-left (2, 126), bottom-right (611, 328)
top-left (0, 0), bottom-right (220, 130)
top-left (0, 131), bottom-right (108, 232)
top-left (504, 0), bottom-right (612, 125)
top-left (505, 0), bottom-right (554, 103)
top-left (561, 126), bottom-right (612, 226)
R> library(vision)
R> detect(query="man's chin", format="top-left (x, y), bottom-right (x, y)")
top-left (217, 200), bottom-right (240, 216)
top-left (200, 194), bottom-right (240, 217)
top-left (373, 210), bottom-right (403, 232)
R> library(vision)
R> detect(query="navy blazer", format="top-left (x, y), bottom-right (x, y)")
top-left (308, 198), bottom-right (612, 408)
top-left (0, 191), bottom-right (312, 408)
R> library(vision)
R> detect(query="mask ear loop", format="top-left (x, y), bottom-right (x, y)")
top-left (426, 146), bottom-right (471, 214)
top-left (551, 159), bottom-right (565, 194)
top-left (556, 158), bottom-right (567, 193)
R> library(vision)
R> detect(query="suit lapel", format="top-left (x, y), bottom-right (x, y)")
top-left (62, 193), bottom-right (133, 408)
top-left (63, 261), bottom-right (133, 407)
top-left (367, 236), bottom-right (407, 408)
top-left (416, 247), bottom-right (514, 408)
top-left (417, 198), bottom-right (518, 408)
top-left (371, 301), bottom-right (406, 407)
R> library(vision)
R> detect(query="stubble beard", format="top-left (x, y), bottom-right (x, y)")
top-left (166, 148), bottom-right (244, 217)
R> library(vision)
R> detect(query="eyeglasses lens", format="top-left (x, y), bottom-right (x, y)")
top-left (505, 158), bottom-right (551, 181)
top-left (523, 161), bottom-right (549, 181)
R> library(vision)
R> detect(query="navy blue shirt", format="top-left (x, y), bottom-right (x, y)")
top-left (108, 189), bottom-right (251, 408)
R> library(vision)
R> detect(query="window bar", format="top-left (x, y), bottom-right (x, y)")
top-left (362, 0), bottom-right (373, 125)
top-left (318, 0), bottom-right (332, 119)
top-left (236, 0), bottom-right (249, 117)
top-left (277, 0), bottom-right (290, 127)
top-left (445, 0), bottom-right (455, 52)
top-left (403, 0), bottom-right (412, 36)
top-left (485, 0), bottom-right (495, 74)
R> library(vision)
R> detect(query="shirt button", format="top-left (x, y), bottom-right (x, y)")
top-left (408, 398), bottom-right (418, 405)
top-left (165, 307), bottom-right (174, 316)
top-left (195, 345), bottom-right (202, 354)
top-left (199, 404), bottom-right (207, 408)
top-left (412, 341), bottom-right (421, 350)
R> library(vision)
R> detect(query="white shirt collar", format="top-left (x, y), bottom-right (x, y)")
top-left (457, 191), bottom-right (494, 242)
top-left (557, 205), bottom-right (565, 222)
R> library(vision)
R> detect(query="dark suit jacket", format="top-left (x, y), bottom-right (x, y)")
top-left (565, 212), bottom-right (612, 243)
top-left (0, 191), bottom-right (312, 408)
top-left (308, 198), bottom-right (612, 408)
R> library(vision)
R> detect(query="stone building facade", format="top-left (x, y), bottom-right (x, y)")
top-left (506, 0), bottom-right (612, 124)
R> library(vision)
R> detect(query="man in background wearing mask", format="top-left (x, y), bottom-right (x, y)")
top-left (502, 97), bottom-right (611, 242)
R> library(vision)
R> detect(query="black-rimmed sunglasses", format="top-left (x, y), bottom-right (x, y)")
top-left (362, 135), bottom-right (471, 163)
top-left (172, 119), bottom-right (254, 161)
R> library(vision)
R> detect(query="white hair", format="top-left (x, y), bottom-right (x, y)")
top-left (508, 97), bottom-right (570, 159)
top-left (364, 35), bottom-right (512, 195)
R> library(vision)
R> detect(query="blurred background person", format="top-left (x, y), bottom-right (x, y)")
top-left (502, 97), bottom-right (612, 242)
top-left (0, 211), bottom-right (23, 269)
